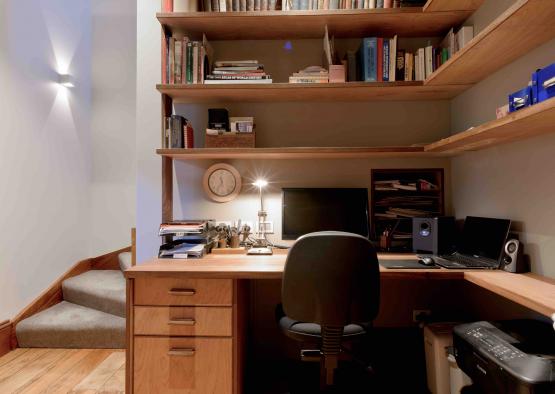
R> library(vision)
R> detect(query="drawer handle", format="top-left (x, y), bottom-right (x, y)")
top-left (168, 348), bottom-right (195, 357)
top-left (168, 318), bottom-right (196, 326)
top-left (168, 288), bottom-right (196, 296)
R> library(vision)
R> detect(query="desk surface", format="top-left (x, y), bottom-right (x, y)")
top-left (126, 251), bottom-right (555, 317)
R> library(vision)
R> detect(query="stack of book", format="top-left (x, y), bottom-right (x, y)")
top-left (205, 60), bottom-right (272, 84)
top-left (158, 220), bottom-right (217, 259)
top-left (289, 66), bottom-right (329, 84)
top-left (162, 0), bottom-right (425, 11)
top-left (162, 35), bottom-right (212, 85)
top-left (162, 115), bottom-right (194, 149)
top-left (374, 179), bottom-right (438, 191)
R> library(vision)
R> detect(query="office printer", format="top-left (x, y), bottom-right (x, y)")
top-left (454, 320), bottom-right (555, 394)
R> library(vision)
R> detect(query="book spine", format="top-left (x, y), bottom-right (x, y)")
top-left (192, 43), bottom-right (199, 84)
top-left (395, 49), bottom-right (405, 81)
top-left (329, 0), bottom-right (338, 8)
top-left (212, 0), bottom-right (219, 10)
top-left (174, 40), bottom-right (182, 84)
top-left (162, 33), bottom-right (168, 84)
top-left (233, 0), bottom-right (240, 10)
top-left (219, 0), bottom-right (227, 11)
top-left (247, 0), bottom-right (254, 9)
top-left (226, 0), bottom-right (233, 10)
top-left (170, 116), bottom-right (184, 148)
top-left (376, 0), bottom-right (383, 7)
top-left (186, 42), bottom-right (193, 83)
top-left (203, 0), bottom-right (212, 11)
top-left (255, 0), bottom-right (260, 10)
top-left (383, 39), bottom-right (389, 82)
top-left (384, 0), bottom-right (391, 6)
top-left (268, 0), bottom-right (276, 9)
top-left (169, 37), bottom-right (175, 84)
top-left (366, 38), bottom-right (377, 82)
top-left (181, 37), bottom-right (189, 83)
top-left (389, 35), bottom-right (396, 82)
top-left (377, 37), bottom-right (383, 82)
top-left (369, 0), bottom-right (375, 7)
top-left (162, 0), bottom-right (173, 12)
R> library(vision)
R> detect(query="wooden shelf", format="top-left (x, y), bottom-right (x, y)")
top-left (425, 0), bottom-right (555, 87)
top-left (156, 146), bottom-right (442, 160)
top-left (157, 82), bottom-right (468, 103)
top-left (426, 98), bottom-right (555, 154)
top-left (157, 8), bottom-right (475, 40)
top-left (465, 271), bottom-right (555, 317)
top-left (423, 0), bottom-right (484, 12)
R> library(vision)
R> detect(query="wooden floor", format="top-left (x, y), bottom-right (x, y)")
top-left (0, 348), bottom-right (125, 393)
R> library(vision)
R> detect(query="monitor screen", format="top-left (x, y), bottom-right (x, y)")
top-left (281, 188), bottom-right (370, 240)
top-left (459, 216), bottom-right (511, 261)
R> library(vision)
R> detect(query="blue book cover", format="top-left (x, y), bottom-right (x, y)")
top-left (383, 39), bottom-right (389, 82)
top-left (300, 0), bottom-right (309, 8)
top-left (362, 37), bottom-right (377, 82)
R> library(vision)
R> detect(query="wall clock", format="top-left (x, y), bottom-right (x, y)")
top-left (203, 163), bottom-right (242, 202)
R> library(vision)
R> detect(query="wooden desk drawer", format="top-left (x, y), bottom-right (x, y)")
top-left (134, 336), bottom-right (232, 394)
top-left (134, 277), bottom-right (232, 306)
top-left (134, 306), bottom-right (232, 336)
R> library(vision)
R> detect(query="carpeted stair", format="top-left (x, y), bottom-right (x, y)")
top-left (15, 252), bottom-right (130, 349)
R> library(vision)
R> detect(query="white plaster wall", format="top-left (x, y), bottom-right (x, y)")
top-left (0, 0), bottom-right (92, 320)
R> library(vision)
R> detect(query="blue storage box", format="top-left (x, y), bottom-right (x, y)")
top-left (509, 85), bottom-right (533, 112)
top-left (532, 62), bottom-right (555, 104)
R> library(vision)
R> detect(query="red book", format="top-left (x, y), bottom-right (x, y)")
top-left (377, 38), bottom-right (383, 82)
top-left (162, 0), bottom-right (173, 12)
top-left (384, 0), bottom-right (392, 7)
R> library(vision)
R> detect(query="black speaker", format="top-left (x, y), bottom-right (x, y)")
top-left (502, 238), bottom-right (528, 273)
top-left (412, 216), bottom-right (456, 255)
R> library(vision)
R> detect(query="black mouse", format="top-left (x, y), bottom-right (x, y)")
top-left (419, 257), bottom-right (435, 266)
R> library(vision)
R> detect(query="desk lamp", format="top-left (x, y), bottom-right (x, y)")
top-left (247, 179), bottom-right (273, 255)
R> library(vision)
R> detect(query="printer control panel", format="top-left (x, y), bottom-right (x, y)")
top-left (465, 326), bottom-right (525, 362)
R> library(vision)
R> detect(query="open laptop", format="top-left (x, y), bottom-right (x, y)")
top-left (434, 216), bottom-right (511, 269)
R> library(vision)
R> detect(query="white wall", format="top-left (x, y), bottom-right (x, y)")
top-left (0, 0), bottom-right (92, 320)
top-left (90, 0), bottom-right (137, 254)
top-left (450, 1), bottom-right (555, 277)
top-left (135, 2), bottom-right (452, 262)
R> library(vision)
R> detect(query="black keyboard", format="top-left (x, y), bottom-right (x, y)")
top-left (441, 253), bottom-right (496, 267)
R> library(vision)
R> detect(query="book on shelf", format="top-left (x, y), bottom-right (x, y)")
top-left (162, 115), bottom-right (195, 149)
top-left (205, 60), bottom-right (272, 84)
top-left (162, 33), bottom-right (213, 85)
top-left (289, 66), bottom-right (329, 83)
top-left (163, 0), bottom-right (425, 11)
top-left (159, 220), bottom-right (216, 236)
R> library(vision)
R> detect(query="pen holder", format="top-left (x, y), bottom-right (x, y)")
top-left (230, 235), bottom-right (240, 249)
top-left (218, 238), bottom-right (227, 248)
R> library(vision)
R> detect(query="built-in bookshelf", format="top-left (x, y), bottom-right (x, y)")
top-left (425, 0), bottom-right (555, 87)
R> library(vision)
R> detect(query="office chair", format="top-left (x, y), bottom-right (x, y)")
top-left (277, 231), bottom-right (381, 388)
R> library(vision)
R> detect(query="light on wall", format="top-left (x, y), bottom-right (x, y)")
top-left (57, 73), bottom-right (74, 88)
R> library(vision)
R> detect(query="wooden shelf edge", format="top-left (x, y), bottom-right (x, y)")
top-left (156, 82), bottom-right (469, 102)
top-left (156, 146), bottom-right (445, 160)
top-left (464, 271), bottom-right (555, 317)
top-left (423, 0), bottom-right (484, 12)
top-left (425, 98), bottom-right (555, 153)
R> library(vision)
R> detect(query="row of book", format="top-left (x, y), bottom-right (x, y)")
top-left (374, 179), bottom-right (438, 191)
top-left (162, 115), bottom-right (195, 149)
top-left (205, 60), bottom-right (272, 84)
top-left (289, 66), bottom-right (329, 83)
top-left (162, 35), bottom-right (212, 85)
top-left (158, 220), bottom-right (217, 259)
top-left (162, 0), bottom-right (424, 12)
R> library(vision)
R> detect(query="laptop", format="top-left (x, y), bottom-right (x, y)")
top-left (434, 216), bottom-right (511, 269)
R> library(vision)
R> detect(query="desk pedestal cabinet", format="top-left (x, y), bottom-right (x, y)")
top-left (127, 277), bottom-right (247, 394)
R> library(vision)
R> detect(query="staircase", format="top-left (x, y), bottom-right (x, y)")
top-left (15, 253), bottom-right (130, 349)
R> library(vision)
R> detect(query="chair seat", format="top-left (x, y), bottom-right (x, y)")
top-left (279, 315), bottom-right (367, 341)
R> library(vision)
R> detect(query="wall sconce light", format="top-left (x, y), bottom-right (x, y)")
top-left (58, 73), bottom-right (74, 88)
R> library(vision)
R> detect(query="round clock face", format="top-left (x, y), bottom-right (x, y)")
top-left (203, 163), bottom-right (242, 202)
top-left (208, 169), bottom-right (236, 197)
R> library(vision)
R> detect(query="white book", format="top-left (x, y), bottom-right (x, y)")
top-left (389, 35), bottom-right (397, 82)
top-left (425, 45), bottom-right (433, 79)
top-left (369, 0), bottom-right (375, 7)
top-left (456, 26), bottom-right (474, 52)
top-left (219, 0), bottom-right (227, 10)
top-left (174, 0), bottom-right (199, 11)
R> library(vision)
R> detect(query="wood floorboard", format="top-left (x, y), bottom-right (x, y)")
top-left (0, 349), bottom-right (125, 394)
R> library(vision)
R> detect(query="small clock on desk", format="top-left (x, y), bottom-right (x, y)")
top-left (203, 163), bottom-right (242, 202)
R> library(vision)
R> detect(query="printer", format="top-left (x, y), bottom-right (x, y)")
top-left (454, 320), bottom-right (555, 394)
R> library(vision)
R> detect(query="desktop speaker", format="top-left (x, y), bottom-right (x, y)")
top-left (502, 238), bottom-right (527, 273)
top-left (412, 216), bottom-right (456, 255)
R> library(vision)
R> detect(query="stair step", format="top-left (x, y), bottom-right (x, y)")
top-left (16, 301), bottom-right (125, 348)
top-left (62, 270), bottom-right (125, 317)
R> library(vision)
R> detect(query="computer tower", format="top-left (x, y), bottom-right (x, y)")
top-left (412, 217), bottom-right (455, 255)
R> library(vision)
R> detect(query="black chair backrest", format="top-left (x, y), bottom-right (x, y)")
top-left (282, 231), bottom-right (380, 327)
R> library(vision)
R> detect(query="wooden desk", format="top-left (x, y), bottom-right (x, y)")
top-left (124, 252), bottom-right (555, 394)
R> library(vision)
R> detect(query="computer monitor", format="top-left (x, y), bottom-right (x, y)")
top-left (459, 216), bottom-right (511, 261)
top-left (281, 188), bottom-right (370, 240)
